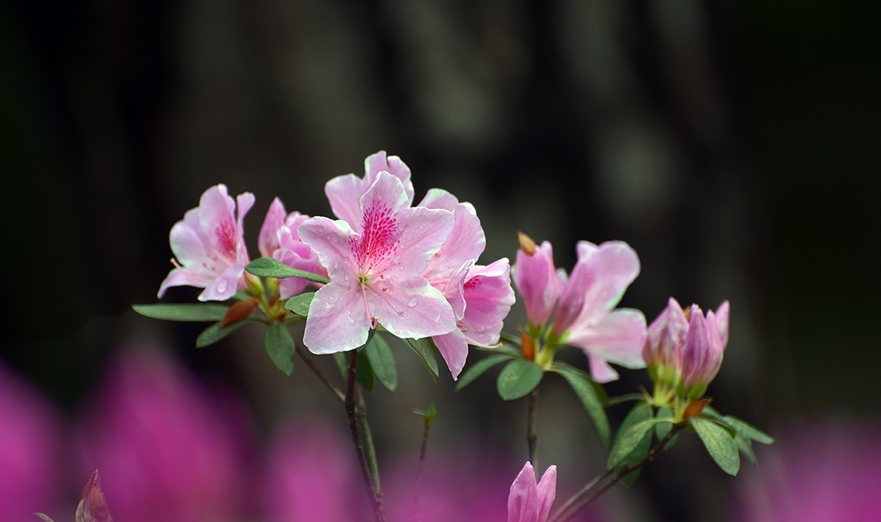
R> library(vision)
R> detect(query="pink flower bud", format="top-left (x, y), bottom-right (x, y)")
top-left (75, 470), bottom-right (112, 522)
top-left (643, 297), bottom-right (690, 383)
top-left (680, 302), bottom-right (729, 396)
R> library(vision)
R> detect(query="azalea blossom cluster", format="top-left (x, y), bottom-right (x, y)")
top-left (133, 150), bottom-right (772, 522)
top-left (157, 151), bottom-right (514, 379)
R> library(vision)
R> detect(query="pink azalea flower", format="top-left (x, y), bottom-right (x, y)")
top-left (0, 361), bottom-right (62, 521)
top-left (514, 239), bottom-right (647, 383)
top-left (325, 150), bottom-right (415, 229)
top-left (258, 198), bottom-right (327, 299)
top-left (298, 172), bottom-right (457, 354)
top-left (158, 184), bottom-right (255, 301)
top-left (507, 461), bottom-right (557, 522)
top-left (74, 346), bottom-right (254, 522)
top-left (433, 259), bottom-right (516, 379)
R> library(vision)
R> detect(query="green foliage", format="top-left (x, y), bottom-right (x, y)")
top-left (195, 320), bottom-right (249, 348)
top-left (607, 403), bottom-right (656, 470)
top-left (245, 257), bottom-right (329, 284)
top-left (655, 406), bottom-right (674, 441)
top-left (455, 353), bottom-right (513, 391)
top-left (284, 292), bottom-right (315, 316)
top-left (497, 360), bottom-right (544, 400)
top-left (132, 303), bottom-right (230, 322)
top-left (404, 337), bottom-right (439, 379)
top-left (552, 362), bottom-right (610, 447)
top-left (413, 403), bottom-right (438, 426)
top-left (691, 417), bottom-right (741, 476)
top-left (356, 349), bottom-right (375, 391)
top-left (264, 321), bottom-right (296, 375)
top-left (364, 334), bottom-right (397, 391)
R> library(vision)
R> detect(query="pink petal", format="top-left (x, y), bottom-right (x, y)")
top-left (460, 259), bottom-right (515, 347)
top-left (198, 258), bottom-right (245, 301)
top-left (324, 173), bottom-right (365, 231)
top-left (567, 308), bottom-right (647, 381)
top-left (158, 268), bottom-right (204, 298)
top-left (588, 356), bottom-right (620, 383)
top-left (364, 150), bottom-right (414, 204)
top-left (535, 465), bottom-right (557, 522)
top-left (303, 281), bottom-right (372, 354)
top-left (423, 195), bottom-right (486, 282)
top-left (298, 216), bottom-right (360, 279)
top-left (367, 276), bottom-right (456, 340)
top-left (384, 205), bottom-right (455, 277)
top-left (513, 241), bottom-right (559, 327)
top-left (644, 297), bottom-right (689, 368)
top-left (432, 329), bottom-right (469, 380)
top-left (508, 462), bottom-right (539, 522)
top-left (258, 198), bottom-right (287, 257)
top-left (715, 300), bottom-right (730, 347)
top-left (566, 241), bottom-right (640, 327)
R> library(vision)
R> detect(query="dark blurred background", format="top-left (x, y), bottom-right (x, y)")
top-left (1, 1), bottom-right (879, 521)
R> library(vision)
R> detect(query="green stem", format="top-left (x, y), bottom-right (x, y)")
top-left (527, 386), bottom-right (540, 466)
top-left (412, 413), bottom-right (433, 521)
top-left (346, 351), bottom-right (385, 522)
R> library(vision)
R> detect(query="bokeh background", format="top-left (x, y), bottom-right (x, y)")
top-left (1, 1), bottom-right (879, 521)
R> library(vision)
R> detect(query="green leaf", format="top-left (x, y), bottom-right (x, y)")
top-left (132, 303), bottom-right (230, 322)
top-left (364, 334), bottom-right (397, 391)
top-left (195, 320), bottom-right (248, 348)
top-left (496, 360), bottom-right (544, 400)
top-left (691, 417), bottom-right (741, 475)
top-left (284, 292), bottom-right (315, 316)
top-left (606, 393), bottom-right (647, 407)
top-left (720, 415), bottom-right (774, 444)
top-left (735, 434), bottom-right (757, 464)
top-left (455, 354), bottom-right (513, 391)
top-left (551, 362), bottom-right (610, 447)
top-left (404, 338), bottom-right (439, 379)
top-left (264, 322), bottom-right (296, 375)
top-left (607, 403), bottom-right (654, 470)
top-left (245, 257), bottom-right (329, 283)
top-left (414, 403), bottom-right (438, 425)
top-left (655, 406), bottom-right (674, 441)
top-left (356, 350), bottom-right (375, 391)
top-left (34, 514), bottom-right (55, 522)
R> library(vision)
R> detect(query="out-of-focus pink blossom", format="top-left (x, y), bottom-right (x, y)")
top-left (258, 197), bottom-right (327, 299)
top-left (736, 419), bottom-right (881, 522)
top-left (299, 172), bottom-right (456, 354)
top-left (75, 470), bottom-right (112, 522)
top-left (0, 361), bottom-right (62, 521)
top-left (74, 346), bottom-right (254, 522)
top-left (262, 417), bottom-right (363, 522)
top-left (158, 184), bottom-right (255, 301)
top-left (507, 461), bottom-right (556, 522)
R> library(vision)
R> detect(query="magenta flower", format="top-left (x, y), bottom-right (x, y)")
top-left (514, 238), bottom-right (647, 383)
top-left (74, 346), bottom-right (254, 522)
top-left (325, 150), bottom-right (415, 229)
top-left (433, 259), bottom-right (516, 379)
top-left (643, 297), bottom-right (729, 398)
top-left (158, 184), bottom-right (255, 301)
top-left (258, 197), bottom-right (327, 299)
top-left (298, 172), bottom-right (456, 354)
top-left (507, 461), bottom-right (556, 522)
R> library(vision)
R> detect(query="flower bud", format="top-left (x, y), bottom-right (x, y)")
top-left (75, 470), bottom-right (112, 522)
top-left (643, 297), bottom-right (689, 386)
top-left (221, 297), bottom-right (260, 326)
top-left (517, 231), bottom-right (536, 255)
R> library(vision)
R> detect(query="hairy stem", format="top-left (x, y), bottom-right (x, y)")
top-left (550, 426), bottom-right (683, 522)
top-left (346, 351), bottom-right (385, 522)
top-left (527, 386), bottom-right (540, 466)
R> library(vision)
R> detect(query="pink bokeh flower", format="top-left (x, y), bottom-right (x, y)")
top-left (507, 461), bottom-right (557, 522)
top-left (74, 346), bottom-right (254, 522)
top-left (158, 184), bottom-right (255, 301)
top-left (299, 172), bottom-right (456, 354)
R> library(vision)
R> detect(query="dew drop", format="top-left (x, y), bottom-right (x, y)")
top-left (407, 297), bottom-right (418, 308)
top-left (346, 313), bottom-right (356, 326)
top-left (216, 280), bottom-right (227, 293)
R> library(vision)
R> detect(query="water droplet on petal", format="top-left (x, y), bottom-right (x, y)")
top-left (408, 297), bottom-right (418, 308)
top-left (216, 280), bottom-right (228, 293)
top-left (346, 313), bottom-right (356, 326)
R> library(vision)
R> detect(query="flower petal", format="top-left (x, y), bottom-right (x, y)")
top-left (535, 465), bottom-right (557, 522)
top-left (508, 462), bottom-right (539, 522)
top-left (567, 308), bottom-right (647, 380)
top-left (367, 276), bottom-right (456, 340)
top-left (513, 241), bottom-right (559, 327)
top-left (566, 241), bottom-right (640, 327)
top-left (364, 150), bottom-right (414, 204)
top-left (460, 259), bottom-right (515, 347)
top-left (432, 329), bottom-right (469, 380)
top-left (325, 173), bottom-right (365, 231)
top-left (259, 198), bottom-right (287, 257)
top-left (298, 216), bottom-right (359, 279)
top-left (303, 281), bottom-right (372, 354)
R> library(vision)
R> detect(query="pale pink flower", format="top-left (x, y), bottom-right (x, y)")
top-left (508, 461), bottom-right (557, 522)
top-left (514, 240), bottom-right (561, 328)
top-left (433, 259), bottom-right (516, 379)
top-left (74, 346), bottom-right (254, 522)
top-left (299, 172), bottom-right (456, 354)
top-left (258, 198), bottom-right (327, 299)
top-left (325, 150), bottom-right (415, 229)
top-left (158, 184), bottom-right (255, 301)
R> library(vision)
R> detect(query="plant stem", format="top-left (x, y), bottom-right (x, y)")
top-left (413, 413), bottom-right (433, 521)
top-left (549, 426), bottom-right (683, 522)
top-left (527, 386), bottom-right (540, 466)
top-left (346, 351), bottom-right (385, 522)
top-left (295, 343), bottom-right (345, 403)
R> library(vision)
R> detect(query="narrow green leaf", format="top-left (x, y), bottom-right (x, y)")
top-left (620, 469), bottom-right (642, 488)
top-left (364, 334), bottom-right (397, 391)
top-left (691, 417), bottom-right (741, 475)
top-left (133, 303), bottom-right (230, 322)
top-left (264, 322), bottom-right (296, 375)
top-left (606, 393), bottom-right (647, 407)
top-left (721, 415), bottom-right (774, 444)
top-left (496, 360), bottom-right (544, 400)
top-left (34, 514), bottom-right (55, 522)
top-left (655, 406), bottom-right (674, 441)
top-left (245, 257), bottom-right (330, 283)
top-left (195, 320), bottom-right (248, 348)
top-left (284, 292), bottom-right (315, 317)
top-left (455, 354), bottom-right (513, 391)
top-left (607, 403), bottom-right (653, 469)
top-left (356, 350), bottom-right (375, 391)
top-left (404, 338), bottom-right (439, 379)
top-left (551, 362), bottom-right (610, 447)
top-left (735, 434), bottom-right (757, 464)
top-left (414, 403), bottom-right (438, 425)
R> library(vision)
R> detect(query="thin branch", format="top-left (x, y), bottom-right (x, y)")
top-left (527, 386), bottom-right (540, 466)
top-left (413, 411), bottom-right (434, 521)
top-left (346, 351), bottom-right (385, 522)
top-left (295, 343), bottom-right (345, 402)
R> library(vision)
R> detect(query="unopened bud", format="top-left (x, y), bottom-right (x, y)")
top-left (76, 469), bottom-right (112, 522)
top-left (221, 297), bottom-right (260, 326)
top-left (521, 330), bottom-right (536, 361)
top-left (682, 398), bottom-right (712, 420)
top-left (517, 231), bottom-right (536, 256)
